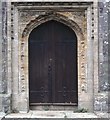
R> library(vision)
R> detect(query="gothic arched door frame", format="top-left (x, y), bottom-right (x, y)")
top-left (18, 12), bottom-right (89, 112)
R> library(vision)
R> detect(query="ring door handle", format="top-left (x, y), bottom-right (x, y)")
top-left (48, 58), bottom-right (52, 71)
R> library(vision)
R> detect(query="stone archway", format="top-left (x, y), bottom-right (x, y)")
top-left (18, 12), bottom-right (87, 111)
top-left (22, 12), bottom-right (84, 38)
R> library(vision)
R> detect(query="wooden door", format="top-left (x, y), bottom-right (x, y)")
top-left (29, 20), bottom-right (78, 105)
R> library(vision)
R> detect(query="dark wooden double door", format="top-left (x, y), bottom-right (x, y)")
top-left (29, 20), bottom-right (78, 105)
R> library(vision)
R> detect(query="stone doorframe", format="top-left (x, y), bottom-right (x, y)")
top-left (7, 2), bottom-right (98, 113)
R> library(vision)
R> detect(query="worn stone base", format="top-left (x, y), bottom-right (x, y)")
top-left (1, 111), bottom-right (110, 120)
top-left (2, 117), bottom-right (109, 119)
top-left (0, 112), bottom-right (6, 120)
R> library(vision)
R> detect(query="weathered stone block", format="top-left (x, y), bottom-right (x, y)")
top-left (2, 95), bottom-right (11, 114)
top-left (94, 95), bottom-right (108, 112)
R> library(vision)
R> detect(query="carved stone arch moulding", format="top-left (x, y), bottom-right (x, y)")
top-left (19, 11), bottom-right (87, 95)
top-left (22, 12), bottom-right (84, 40)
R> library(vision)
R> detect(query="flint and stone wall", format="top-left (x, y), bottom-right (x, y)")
top-left (94, 2), bottom-right (109, 112)
top-left (0, 0), bottom-right (2, 113)
top-left (0, 2), bottom-right (12, 114)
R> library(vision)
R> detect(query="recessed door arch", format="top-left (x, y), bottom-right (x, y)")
top-left (29, 20), bottom-right (78, 105)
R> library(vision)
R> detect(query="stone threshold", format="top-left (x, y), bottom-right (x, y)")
top-left (2, 111), bottom-right (110, 120)
top-left (3, 111), bottom-right (107, 119)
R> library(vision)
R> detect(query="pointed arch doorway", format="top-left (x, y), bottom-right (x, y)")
top-left (29, 20), bottom-right (78, 106)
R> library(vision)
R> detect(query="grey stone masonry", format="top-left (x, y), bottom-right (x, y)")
top-left (93, 1), bottom-right (109, 113)
top-left (108, 1), bottom-right (110, 113)
top-left (99, 2), bottom-right (109, 92)
top-left (0, 0), bottom-right (2, 114)
top-left (2, 1), bottom-right (8, 95)
top-left (1, 2), bottom-right (11, 114)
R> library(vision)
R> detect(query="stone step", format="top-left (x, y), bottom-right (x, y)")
top-left (2, 118), bottom-right (109, 120)
top-left (1, 111), bottom-right (109, 120)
